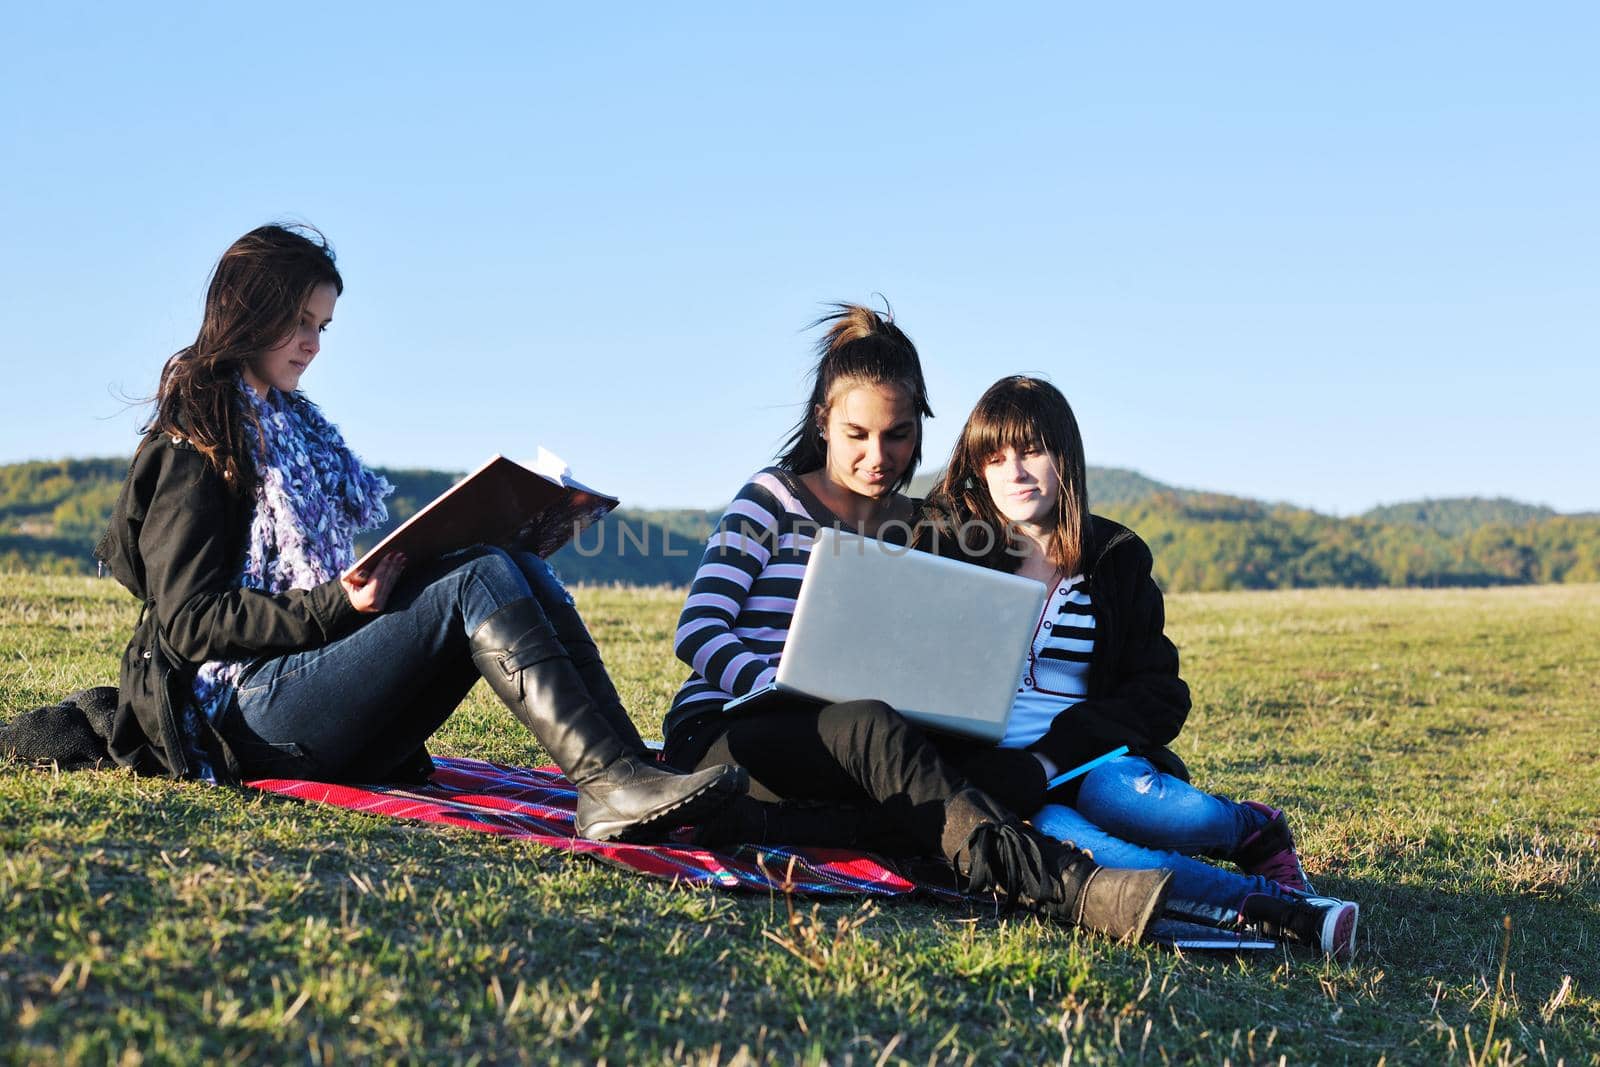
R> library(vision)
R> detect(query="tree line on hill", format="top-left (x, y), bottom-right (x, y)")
top-left (1110, 492), bottom-right (1599, 590)
top-left (2, 457), bottom-right (1595, 591)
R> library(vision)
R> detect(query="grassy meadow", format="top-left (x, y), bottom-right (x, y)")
top-left (2, 576), bottom-right (1598, 1065)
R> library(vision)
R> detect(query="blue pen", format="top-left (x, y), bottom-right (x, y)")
top-left (1046, 745), bottom-right (1130, 790)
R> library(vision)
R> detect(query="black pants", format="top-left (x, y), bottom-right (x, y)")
top-left (669, 697), bottom-right (1048, 858)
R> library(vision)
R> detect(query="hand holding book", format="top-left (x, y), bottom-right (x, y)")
top-left (342, 551), bottom-right (408, 608)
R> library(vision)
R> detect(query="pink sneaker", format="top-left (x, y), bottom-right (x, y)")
top-left (1232, 801), bottom-right (1315, 894)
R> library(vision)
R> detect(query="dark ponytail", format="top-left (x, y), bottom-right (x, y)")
top-left (776, 302), bottom-right (933, 492)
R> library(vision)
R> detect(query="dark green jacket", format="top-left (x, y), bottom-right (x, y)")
top-left (95, 432), bottom-right (361, 779)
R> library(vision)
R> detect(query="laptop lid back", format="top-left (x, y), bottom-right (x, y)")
top-left (774, 527), bottom-right (1046, 742)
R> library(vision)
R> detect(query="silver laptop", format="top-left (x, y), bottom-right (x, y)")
top-left (722, 526), bottom-right (1047, 742)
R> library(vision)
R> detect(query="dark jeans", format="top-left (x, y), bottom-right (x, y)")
top-left (672, 697), bottom-right (1044, 859)
top-left (219, 546), bottom-right (575, 781)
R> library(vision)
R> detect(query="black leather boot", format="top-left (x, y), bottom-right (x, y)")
top-left (525, 580), bottom-right (651, 751)
top-left (943, 789), bottom-right (1172, 943)
top-left (470, 599), bottom-right (747, 842)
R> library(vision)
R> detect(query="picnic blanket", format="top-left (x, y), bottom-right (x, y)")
top-left (247, 755), bottom-right (963, 899)
top-left (245, 755), bottom-right (1276, 949)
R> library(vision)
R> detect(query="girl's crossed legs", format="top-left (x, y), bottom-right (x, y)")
top-left (1035, 756), bottom-right (1299, 925)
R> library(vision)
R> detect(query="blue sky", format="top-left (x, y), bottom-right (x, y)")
top-left (4, 3), bottom-right (1596, 513)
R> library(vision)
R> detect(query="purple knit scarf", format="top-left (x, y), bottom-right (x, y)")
top-left (188, 383), bottom-right (392, 772)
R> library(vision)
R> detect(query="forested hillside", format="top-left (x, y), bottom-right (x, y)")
top-left (0, 458), bottom-right (713, 586)
top-left (905, 465), bottom-right (1174, 504)
top-left (3, 457), bottom-right (1596, 590)
top-left (1359, 497), bottom-right (1570, 536)
top-left (1110, 492), bottom-right (1600, 589)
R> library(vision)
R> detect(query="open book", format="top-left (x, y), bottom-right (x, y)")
top-left (344, 451), bottom-right (619, 580)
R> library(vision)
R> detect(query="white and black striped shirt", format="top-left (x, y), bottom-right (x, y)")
top-left (1001, 573), bottom-right (1096, 749)
top-left (665, 468), bottom-right (835, 740)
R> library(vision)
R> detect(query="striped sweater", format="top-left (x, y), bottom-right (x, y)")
top-left (664, 467), bottom-right (909, 748)
top-left (1002, 574), bottom-right (1096, 748)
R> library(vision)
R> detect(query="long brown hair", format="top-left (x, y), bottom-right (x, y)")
top-left (144, 223), bottom-right (343, 492)
top-left (776, 303), bottom-right (933, 493)
top-left (931, 376), bottom-right (1090, 575)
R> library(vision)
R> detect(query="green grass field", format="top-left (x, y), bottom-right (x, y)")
top-left (3, 577), bottom-right (1598, 1065)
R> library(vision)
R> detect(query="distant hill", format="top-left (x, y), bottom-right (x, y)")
top-left (0, 457), bottom-right (716, 586)
top-left (1360, 497), bottom-right (1559, 537)
top-left (1098, 489), bottom-right (1600, 589)
top-left (1088, 467), bottom-right (1186, 507)
top-left (3, 456), bottom-right (1597, 591)
top-left (0, 458), bottom-right (130, 574)
top-left (907, 465), bottom-right (1181, 505)
top-left (546, 508), bottom-right (718, 587)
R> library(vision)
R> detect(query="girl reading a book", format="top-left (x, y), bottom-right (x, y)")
top-left (924, 375), bottom-right (1360, 959)
top-left (95, 223), bottom-right (745, 842)
top-left (659, 304), bottom-right (1173, 943)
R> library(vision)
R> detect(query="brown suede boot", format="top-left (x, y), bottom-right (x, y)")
top-left (1065, 865), bottom-right (1174, 943)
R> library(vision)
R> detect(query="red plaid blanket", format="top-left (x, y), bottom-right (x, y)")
top-left (245, 755), bottom-right (1273, 949)
top-left (247, 755), bottom-right (962, 899)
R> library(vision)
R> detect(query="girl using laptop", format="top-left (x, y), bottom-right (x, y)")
top-left (926, 376), bottom-right (1361, 960)
top-left (661, 305), bottom-right (1173, 942)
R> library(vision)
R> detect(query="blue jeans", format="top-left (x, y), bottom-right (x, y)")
top-left (1032, 756), bottom-right (1290, 924)
top-left (220, 547), bottom-right (575, 781)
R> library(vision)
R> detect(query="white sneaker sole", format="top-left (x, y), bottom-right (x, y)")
top-left (1314, 898), bottom-right (1360, 961)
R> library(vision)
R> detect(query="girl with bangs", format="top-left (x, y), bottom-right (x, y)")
top-left (928, 376), bottom-right (1362, 961)
top-left (662, 307), bottom-right (1173, 944)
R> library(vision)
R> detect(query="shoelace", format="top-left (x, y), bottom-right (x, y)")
top-left (962, 823), bottom-right (1054, 915)
top-left (1251, 849), bottom-right (1314, 894)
